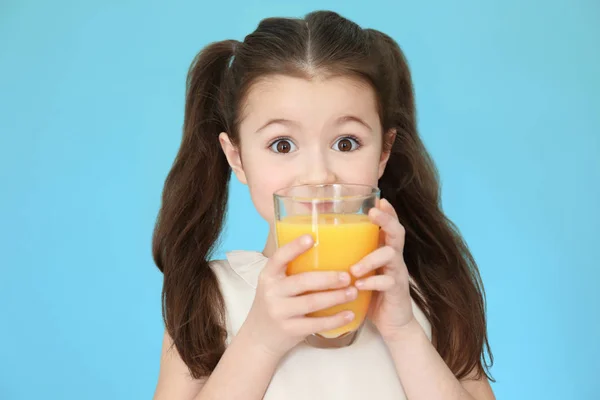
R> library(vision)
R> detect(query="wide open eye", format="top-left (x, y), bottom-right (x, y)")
top-left (332, 136), bottom-right (361, 152)
top-left (269, 138), bottom-right (297, 154)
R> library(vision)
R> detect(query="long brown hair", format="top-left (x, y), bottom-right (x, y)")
top-left (153, 10), bottom-right (493, 380)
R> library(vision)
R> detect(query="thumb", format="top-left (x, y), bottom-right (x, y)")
top-left (265, 234), bottom-right (314, 278)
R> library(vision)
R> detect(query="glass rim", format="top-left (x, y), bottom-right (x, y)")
top-left (273, 183), bottom-right (380, 202)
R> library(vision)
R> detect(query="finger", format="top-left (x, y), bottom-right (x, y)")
top-left (380, 198), bottom-right (399, 219)
top-left (355, 274), bottom-right (396, 291)
top-left (277, 271), bottom-right (351, 297)
top-left (288, 311), bottom-right (355, 336)
top-left (283, 286), bottom-right (358, 318)
top-left (264, 234), bottom-right (314, 278)
top-left (368, 207), bottom-right (405, 249)
top-left (350, 245), bottom-right (396, 278)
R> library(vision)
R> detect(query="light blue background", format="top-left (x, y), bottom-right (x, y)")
top-left (1, 0), bottom-right (598, 399)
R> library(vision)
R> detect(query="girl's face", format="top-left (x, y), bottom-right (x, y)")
top-left (220, 74), bottom-right (392, 225)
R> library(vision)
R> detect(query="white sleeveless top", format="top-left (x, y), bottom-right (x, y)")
top-left (210, 250), bottom-right (432, 400)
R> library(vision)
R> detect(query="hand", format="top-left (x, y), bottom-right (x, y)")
top-left (241, 235), bottom-right (357, 359)
top-left (350, 198), bottom-right (416, 341)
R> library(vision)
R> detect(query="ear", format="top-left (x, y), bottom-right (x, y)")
top-left (378, 128), bottom-right (396, 178)
top-left (219, 132), bottom-right (247, 185)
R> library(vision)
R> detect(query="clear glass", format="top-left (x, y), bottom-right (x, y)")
top-left (273, 184), bottom-right (380, 348)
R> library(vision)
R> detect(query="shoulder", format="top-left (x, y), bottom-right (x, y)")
top-left (209, 257), bottom-right (253, 288)
top-left (208, 258), bottom-right (233, 278)
top-left (210, 250), bottom-right (267, 289)
top-left (208, 258), bottom-right (246, 296)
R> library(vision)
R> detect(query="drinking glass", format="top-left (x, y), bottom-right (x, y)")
top-left (274, 184), bottom-right (380, 348)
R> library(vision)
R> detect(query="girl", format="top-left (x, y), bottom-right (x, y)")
top-left (152, 10), bottom-right (495, 400)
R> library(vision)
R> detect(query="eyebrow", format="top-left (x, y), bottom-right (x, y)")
top-left (255, 115), bottom-right (373, 134)
top-left (335, 115), bottom-right (373, 132)
top-left (255, 119), bottom-right (300, 134)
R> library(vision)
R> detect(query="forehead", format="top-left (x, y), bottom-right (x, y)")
top-left (238, 74), bottom-right (381, 131)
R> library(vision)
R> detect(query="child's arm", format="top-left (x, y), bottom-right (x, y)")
top-left (353, 200), bottom-right (495, 400)
top-left (191, 324), bottom-right (281, 399)
top-left (154, 235), bottom-right (355, 399)
top-left (385, 319), bottom-right (495, 400)
top-left (152, 331), bottom-right (206, 400)
top-left (153, 327), bottom-right (279, 400)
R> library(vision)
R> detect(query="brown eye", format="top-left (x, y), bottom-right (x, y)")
top-left (333, 137), bottom-right (359, 152)
top-left (337, 139), bottom-right (352, 151)
top-left (277, 141), bottom-right (290, 153)
top-left (270, 139), bottom-right (296, 154)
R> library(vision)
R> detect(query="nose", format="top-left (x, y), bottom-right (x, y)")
top-left (297, 151), bottom-right (337, 186)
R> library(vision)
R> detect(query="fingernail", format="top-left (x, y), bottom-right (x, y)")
top-left (355, 280), bottom-right (364, 289)
top-left (301, 235), bottom-right (313, 245)
top-left (343, 311), bottom-right (355, 321)
top-left (339, 272), bottom-right (350, 283)
top-left (346, 287), bottom-right (358, 298)
top-left (351, 264), bottom-right (363, 276)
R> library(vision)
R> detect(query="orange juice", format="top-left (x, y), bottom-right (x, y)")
top-left (276, 213), bottom-right (379, 338)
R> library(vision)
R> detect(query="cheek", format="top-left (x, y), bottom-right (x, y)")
top-left (244, 161), bottom-right (289, 222)
top-left (336, 151), bottom-right (382, 185)
top-left (247, 180), bottom-right (277, 221)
